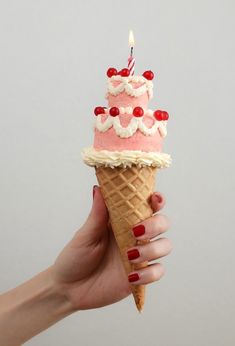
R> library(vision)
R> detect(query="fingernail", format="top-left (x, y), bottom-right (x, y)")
top-left (154, 193), bottom-right (162, 203)
top-left (93, 185), bottom-right (98, 199)
top-left (127, 248), bottom-right (140, 260)
top-left (132, 224), bottom-right (145, 237)
top-left (128, 273), bottom-right (140, 283)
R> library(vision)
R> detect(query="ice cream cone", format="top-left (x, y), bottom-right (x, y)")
top-left (82, 67), bottom-right (171, 311)
top-left (96, 165), bottom-right (157, 311)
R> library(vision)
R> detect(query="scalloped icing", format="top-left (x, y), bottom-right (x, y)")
top-left (95, 113), bottom-right (167, 138)
top-left (107, 75), bottom-right (153, 99)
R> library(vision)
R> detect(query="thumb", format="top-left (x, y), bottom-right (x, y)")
top-left (80, 185), bottom-right (109, 240)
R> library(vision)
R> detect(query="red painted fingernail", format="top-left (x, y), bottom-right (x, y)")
top-left (128, 273), bottom-right (140, 283)
top-left (93, 185), bottom-right (98, 199)
top-left (132, 224), bottom-right (145, 237)
top-left (155, 194), bottom-right (162, 203)
top-left (127, 248), bottom-right (140, 260)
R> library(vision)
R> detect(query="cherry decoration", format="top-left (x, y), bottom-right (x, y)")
top-left (107, 67), bottom-right (117, 78)
top-left (133, 107), bottom-right (144, 117)
top-left (118, 68), bottom-right (130, 77)
top-left (142, 70), bottom-right (154, 80)
top-left (154, 110), bottom-right (163, 121)
top-left (94, 106), bottom-right (105, 116)
top-left (162, 111), bottom-right (169, 120)
top-left (109, 107), bottom-right (120, 117)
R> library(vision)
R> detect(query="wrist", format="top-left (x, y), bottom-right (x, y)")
top-left (46, 266), bottom-right (76, 316)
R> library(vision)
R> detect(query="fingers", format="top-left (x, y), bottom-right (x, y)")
top-left (132, 214), bottom-right (170, 240)
top-left (127, 191), bottom-right (171, 286)
top-left (130, 191), bottom-right (169, 241)
top-left (151, 192), bottom-right (165, 213)
top-left (127, 237), bottom-right (172, 285)
top-left (127, 237), bottom-right (172, 263)
top-left (128, 263), bottom-right (165, 285)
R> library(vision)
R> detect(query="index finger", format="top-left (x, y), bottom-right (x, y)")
top-left (150, 192), bottom-right (166, 213)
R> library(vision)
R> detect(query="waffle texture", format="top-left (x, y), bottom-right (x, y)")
top-left (96, 165), bottom-right (157, 311)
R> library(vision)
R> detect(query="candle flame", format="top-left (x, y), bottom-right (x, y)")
top-left (129, 30), bottom-right (135, 47)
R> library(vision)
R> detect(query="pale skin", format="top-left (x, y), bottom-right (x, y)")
top-left (0, 186), bottom-right (171, 345)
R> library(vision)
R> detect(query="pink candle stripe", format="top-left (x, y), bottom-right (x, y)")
top-left (128, 56), bottom-right (135, 76)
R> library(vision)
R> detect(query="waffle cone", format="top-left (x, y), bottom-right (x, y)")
top-left (95, 165), bottom-right (157, 311)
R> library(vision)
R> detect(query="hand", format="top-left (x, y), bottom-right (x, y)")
top-left (52, 186), bottom-right (171, 310)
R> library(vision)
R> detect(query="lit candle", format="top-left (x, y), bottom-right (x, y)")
top-left (128, 30), bottom-right (135, 76)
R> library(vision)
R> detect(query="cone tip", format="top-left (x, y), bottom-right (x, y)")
top-left (135, 300), bottom-right (144, 312)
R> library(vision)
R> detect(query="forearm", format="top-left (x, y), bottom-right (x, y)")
top-left (0, 267), bottom-right (74, 346)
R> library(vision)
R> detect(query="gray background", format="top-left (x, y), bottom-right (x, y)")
top-left (0, 0), bottom-right (234, 345)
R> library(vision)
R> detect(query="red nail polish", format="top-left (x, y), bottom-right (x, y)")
top-left (93, 185), bottom-right (98, 199)
top-left (132, 224), bottom-right (145, 237)
top-left (127, 248), bottom-right (140, 260)
top-left (155, 194), bottom-right (162, 203)
top-left (128, 273), bottom-right (140, 283)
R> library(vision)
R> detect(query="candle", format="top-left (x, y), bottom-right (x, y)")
top-left (128, 30), bottom-right (135, 76)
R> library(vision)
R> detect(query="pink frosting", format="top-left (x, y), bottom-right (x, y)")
top-left (94, 113), bottom-right (163, 152)
top-left (108, 91), bottom-right (149, 109)
top-left (107, 81), bottom-right (149, 108)
top-left (94, 128), bottom-right (163, 152)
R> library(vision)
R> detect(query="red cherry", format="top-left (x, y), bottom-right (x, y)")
top-left (107, 67), bottom-right (117, 78)
top-left (118, 68), bottom-right (130, 77)
top-left (162, 111), bottom-right (169, 120)
top-left (142, 70), bottom-right (154, 80)
top-left (133, 107), bottom-right (144, 117)
top-left (154, 110), bottom-right (163, 121)
top-left (94, 106), bottom-right (105, 116)
top-left (109, 107), bottom-right (120, 117)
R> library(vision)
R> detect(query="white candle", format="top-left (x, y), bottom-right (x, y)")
top-left (128, 30), bottom-right (135, 75)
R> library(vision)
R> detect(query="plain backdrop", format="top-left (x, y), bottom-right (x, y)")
top-left (0, 1), bottom-right (234, 345)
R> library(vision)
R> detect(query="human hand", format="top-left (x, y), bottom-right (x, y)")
top-left (52, 186), bottom-right (171, 310)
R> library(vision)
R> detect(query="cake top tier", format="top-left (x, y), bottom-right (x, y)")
top-left (106, 75), bottom-right (153, 109)
top-left (105, 69), bottom-right (154, 109)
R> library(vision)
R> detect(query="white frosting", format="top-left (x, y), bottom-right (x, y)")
top-left (95, 112), bottom-right (167, 138)
top-left (107, 75), bottom-right (153, 99)
top-left (82, 147), bottom-right (171, 169)
top-left (158, 125), bottom-right (167, 137)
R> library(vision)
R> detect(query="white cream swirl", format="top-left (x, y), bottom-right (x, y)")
top-left (107, 75), bottom-right (153, 99)
top-left (95, 113), bottom-right (167, 138)
top-left (82, 147), bottom-right (171, 169)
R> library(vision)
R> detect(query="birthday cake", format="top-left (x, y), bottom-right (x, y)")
top-left (83, 68), bottom-right (171, 168)
top-left (82, 66), bottom-right (171, 311)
